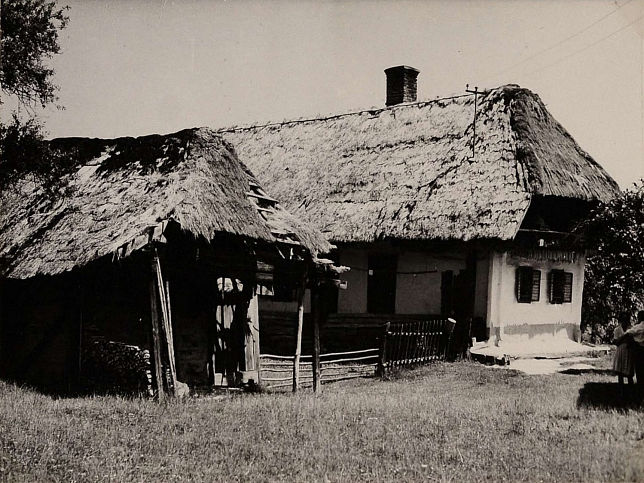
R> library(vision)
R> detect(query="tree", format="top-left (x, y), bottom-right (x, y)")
top-left (0, 0), bottom-right (70, 192)
top-left (1, 0), bottom-right (69, 108)
top-left (581, 181), bottom-right (644, 342)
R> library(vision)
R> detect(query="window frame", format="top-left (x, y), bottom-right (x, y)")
top-left (549, 269), bottom-right (573, 304)
top-left (516, 266), bottom-right (541, 303)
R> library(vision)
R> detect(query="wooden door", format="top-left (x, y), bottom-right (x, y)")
top-left (367, 254), bottom-right (397, 314)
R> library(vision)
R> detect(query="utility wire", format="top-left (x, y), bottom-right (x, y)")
top-left (522, 12), bottom-right (644, 77)
top-left (491, 0), bottom-right (636, 79)
top-left (348, 266), bottom-right (440, 275)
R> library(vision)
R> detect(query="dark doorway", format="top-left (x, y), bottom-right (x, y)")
top-left (440, 270), bottom-right (454, 316)
top-left (441, 252), bottom-right (478, 356)
top-left (367, 254), bottom-right (397, 313)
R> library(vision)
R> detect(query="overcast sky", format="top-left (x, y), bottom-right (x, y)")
top-left (11, 0), bottom-right (644, 188)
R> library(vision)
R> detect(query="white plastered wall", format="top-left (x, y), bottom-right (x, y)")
top-left (486, 250), bottom-right (585, 345)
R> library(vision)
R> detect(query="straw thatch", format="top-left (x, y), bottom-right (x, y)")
top-left (221, 85), bottom-right (619, 243)
top-left (0, 127), bottom-right (331, 279)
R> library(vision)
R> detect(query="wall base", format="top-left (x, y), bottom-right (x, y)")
top-left (488, 322), bottom-right (581, 350)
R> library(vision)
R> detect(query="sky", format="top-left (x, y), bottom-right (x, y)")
top-left (8, 0), bottom-right (644, 188)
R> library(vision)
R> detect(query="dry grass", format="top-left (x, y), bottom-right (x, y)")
top-left (0, 127), bottom-right (329, 279)
top-left (222, 86), bottom-right (619, 244)
top-left (1, 358), bottom-right (643, 482)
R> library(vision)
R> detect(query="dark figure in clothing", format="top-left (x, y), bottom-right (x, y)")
top-left (612, 317), bottom-right (634, 396)
top-left (625, 310), bottom-right (644, 400)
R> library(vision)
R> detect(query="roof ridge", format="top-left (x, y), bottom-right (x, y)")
top-left (216, 93), bottom-right (477, 134)
top-left (47, 126), bottom-right (211, 144)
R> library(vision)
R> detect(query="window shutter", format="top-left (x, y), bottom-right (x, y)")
top-left (531, 270), bottom-right (541, 302)
top-left (550, 270), bottom-right (560, 304)
top-left (549, 270), bottom-right (571, 304)
top-left (516, 267), bottom-right (535, 303)
top-left (563, 272), bottom-right (573, 303)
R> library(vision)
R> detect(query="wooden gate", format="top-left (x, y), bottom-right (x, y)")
top-left (381, 318), bottom-right (456, 370)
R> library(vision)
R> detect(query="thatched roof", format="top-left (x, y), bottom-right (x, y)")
top-left (220, 85), bottom-right (619, 243)
top-left (0, 128), bottom-right (331, 279)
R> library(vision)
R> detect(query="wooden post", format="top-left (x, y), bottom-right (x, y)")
top-left (155, 255), bottom-right (177, 396)
top-left (149, 276), bottom-right (165, 401)
top-left (310, 284), bottom-right (322, 393)
top-left (77, 282), bottom-right (83, 389)
top-left (247, 293), bottom-right (261, 385)
top-left (0, 278), bottom-right (3, 377)
top-left (164, 280), bottom-right (178, 395)
top-left (377, 322), bottom-right (390, 377)
top-left (293, 286), bottom-right (305, 392)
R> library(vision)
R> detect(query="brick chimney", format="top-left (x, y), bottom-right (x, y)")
top-left (384, 65), bottom-right (419, 106)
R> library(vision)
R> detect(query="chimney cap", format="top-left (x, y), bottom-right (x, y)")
top-left (384, 65), bottom-right (420, 106)
top-left (384, 65), bottom-right (420, 74)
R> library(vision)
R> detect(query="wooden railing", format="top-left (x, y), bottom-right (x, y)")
top-left (258, 314), bottom-right (457, 389)
top-left (259, 311), bottom-right (449, 356)
top-left (259, 348), bottom-right (379, 390)
top-left (382, 318), bottom-right (456, 371)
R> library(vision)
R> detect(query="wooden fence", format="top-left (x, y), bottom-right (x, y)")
top-left (259, 311), bottom-right (451, 356)
top-left (259, 348), bottom-right (379, 390)
top-left (258, 317), bottom-right (456, 390)
top-left (382, 318), bottom-right (456, 370)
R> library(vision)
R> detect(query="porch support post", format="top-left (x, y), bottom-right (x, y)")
top-left (247, 292), bottom-right (261, 384)
top-left (154, 253), bottom-right (177, 396)
top-left (76, 275), bottom-right (84, 391)
top-left (377, 321), bottom-right (390, 377)
top-left (292, 283), bottom-right (305, 392)
top-left (310, 283), bottom-right (322, 393)
top-left (496, 251), bottom-right (507, 346)
top-left (149, 252), bottom-right (166, 401)
top-left (162, 280), bottom-right (178, 395)
top-left (0, 278), bottom-right (4, 377)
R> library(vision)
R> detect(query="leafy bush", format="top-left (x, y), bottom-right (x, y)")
top-left (581, 181), bottom-right (644, 342)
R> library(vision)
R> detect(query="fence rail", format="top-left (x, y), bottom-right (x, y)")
top-left (259, 348), bottom-right (379, 390)
top-left (259, 317), bottom-right (455, 389)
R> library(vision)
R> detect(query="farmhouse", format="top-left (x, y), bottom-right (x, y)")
top-left (0, 127), bottom-right (335, 395)
top-left (221, 66), bottom-right (620, 353)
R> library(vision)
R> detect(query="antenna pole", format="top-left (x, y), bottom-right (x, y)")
top-left (465, 85), bottom-right (479, 158)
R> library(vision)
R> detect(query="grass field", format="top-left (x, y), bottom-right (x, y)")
top-left (1, 357), bottom-right (643, 482)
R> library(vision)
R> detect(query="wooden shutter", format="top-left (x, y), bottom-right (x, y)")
top-left (516, 267), bottom-right (532, 303)
top-left (549, 270), bottom-right (572, 304)
top-left (531, 270), bottom-right (541, 302)
top-left (517, 267), bottom-right (541, 303)
top-left (562, 272), bottom-right (573, 303)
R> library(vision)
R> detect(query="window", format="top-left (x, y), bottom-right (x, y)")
top-left (549, 270), bottom-right (573, 304)
top-left (516, 266), bottom-right (541, 303)
top-left (367, 254), bottom-right (397, 314)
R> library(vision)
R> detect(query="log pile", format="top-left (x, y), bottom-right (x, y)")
top-left (80, 340), bottom-right (152, 396)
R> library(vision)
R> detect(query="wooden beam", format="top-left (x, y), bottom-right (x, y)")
top-left (255, 206), bottom-right (275, 213)
top-left (292, 286), bottom-right (305, 392)
top-left (0, 279), bottom-right (4, 379)
top-left (377, 322), bottom-right (390, 377)
top-left (154, 254), bottom-right (177, 396)
top-left (246, 191), bottom-right (278, 203)
top-left (77, 279), bottom-right (83, 390)
top-left (310, 285), bottom-right (322, 393)
top-left (164, 280), bottom-right (178, 395)
top-left (246, 292), bottom-right (261, 383)
top-left (149, 276), bottom-right (165, 401)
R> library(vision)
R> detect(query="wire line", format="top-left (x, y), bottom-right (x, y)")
top-left (491, 0), bottom-right (636, 79)
top-left (522, 12), bottom-right (644, 77)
